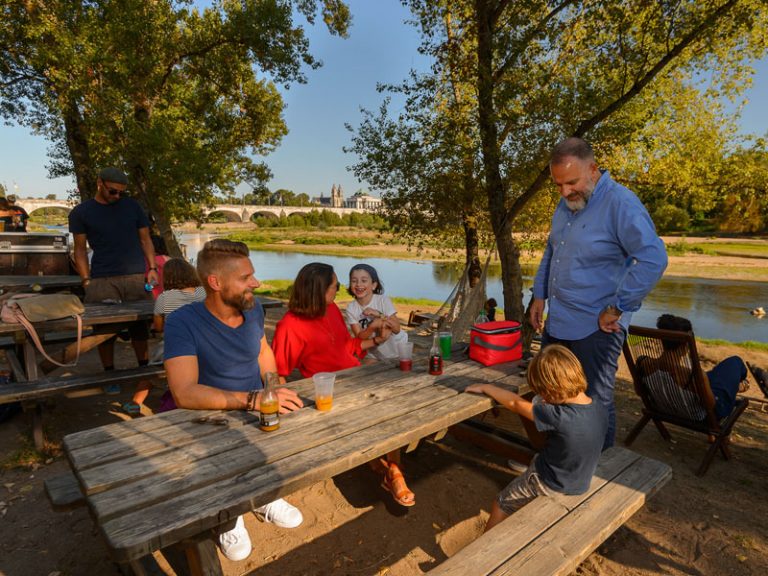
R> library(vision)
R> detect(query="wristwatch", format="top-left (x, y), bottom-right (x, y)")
top-left (82, 277), bottom-right (91, 287)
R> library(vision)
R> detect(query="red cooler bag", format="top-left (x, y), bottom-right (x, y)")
top-left (469, 320), bottom-right (522, 366)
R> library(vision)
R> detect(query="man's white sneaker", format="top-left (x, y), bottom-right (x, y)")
top-left (218, 515), bottom-right (251, 562)
top-left (254, 498), bottom-right (303, 528)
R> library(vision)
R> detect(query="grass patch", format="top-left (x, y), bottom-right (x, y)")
top-left (254, 279), bottom-right (293, 299)
top-left (391, 296), bottom-right (444, 307)
top-left (1, 438), bottom-right (49, 470)
top-left (698, 338), bottom-right (768, 352)
top-left (666, 240), bottom-right (713, 256)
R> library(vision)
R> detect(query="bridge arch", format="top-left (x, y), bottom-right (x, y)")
top-left (206, 209), bottom-right (243, 223)
top-left (26, 205), bottom-right (73, 217)
top-left (249, 211), bottom-right (279, 222)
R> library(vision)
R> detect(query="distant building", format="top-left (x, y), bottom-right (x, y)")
top-left (312, 184), bottom-right (344, 208)
top-left (344, 189), bottom-right (382, 210)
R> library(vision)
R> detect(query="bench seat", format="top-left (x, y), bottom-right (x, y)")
top-left (431, 446), bottom-right (671, 575)
top-left (0, 365), bottom-right (166, 404)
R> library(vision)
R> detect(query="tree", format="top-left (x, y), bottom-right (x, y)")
top-left (1, 0), bottom-right (350, 255)
top-left (358, 0), bottom-right (767, 323)
top-left (45, 193), bottom-right (57, 200)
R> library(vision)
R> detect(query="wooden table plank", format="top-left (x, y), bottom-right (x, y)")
top-left (80, 362), bottom-right (515, 503)
top-left (66, 358), bottom-right (492, 472)
top-left (88, 384), bottom-right (460, 521)
top-left (98, 388), bottom-right (505, 562)
top-left (430, 447), bottom-right (642, 576)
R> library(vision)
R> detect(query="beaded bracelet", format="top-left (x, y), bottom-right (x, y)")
top-left (246, 389), bottom-right (258, 411)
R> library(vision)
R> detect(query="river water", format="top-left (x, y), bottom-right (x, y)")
top-left (181, 233), bottom-right (767, 344)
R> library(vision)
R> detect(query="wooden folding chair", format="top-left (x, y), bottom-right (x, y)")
top-left (622, 325), bottom-right (749, 476)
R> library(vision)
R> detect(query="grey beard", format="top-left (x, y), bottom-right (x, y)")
top-left (565, 186), bottom-right (594, 212)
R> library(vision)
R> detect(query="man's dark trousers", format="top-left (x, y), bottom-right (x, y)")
top-left (542, 328), bottom-right (626, 449)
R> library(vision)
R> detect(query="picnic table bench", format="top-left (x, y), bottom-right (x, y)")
top-left (58, 352), bottom-right (525, 575)
top-left (430, 446), bottom-right (671, 576)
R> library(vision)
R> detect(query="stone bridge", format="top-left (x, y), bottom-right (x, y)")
top-left (201, 204), bottom-right (370, 222)
top-left (13, 198), bottom-right (370, 223)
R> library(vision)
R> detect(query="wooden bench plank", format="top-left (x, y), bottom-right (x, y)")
top-left (0, 365), bottom-right (165, 404)
top-left (491, 456), bottom-right (671, 576)
top-left (44, 471), bottom-right (85, 510)
top-left (430, 447), bottom-right (642, 576)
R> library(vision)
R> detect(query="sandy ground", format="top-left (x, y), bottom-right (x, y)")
top-left (1, 305), bottom-right (767, 576)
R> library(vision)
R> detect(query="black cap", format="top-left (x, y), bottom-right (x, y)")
top-left (98, 167), bottom-right (128, 185)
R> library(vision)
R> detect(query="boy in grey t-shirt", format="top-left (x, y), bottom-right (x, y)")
top-left (466, 344), bottom-right (608, 532)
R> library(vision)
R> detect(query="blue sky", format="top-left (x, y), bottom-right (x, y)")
top-left (1, 1), bottom-right (766, 200)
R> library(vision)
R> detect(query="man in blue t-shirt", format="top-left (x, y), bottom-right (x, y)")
top-left (164, 239), bottom-right (304, 562)
top-left (68, 167), bottom-right (158, 391)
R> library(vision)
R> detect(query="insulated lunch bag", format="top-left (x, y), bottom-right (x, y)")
top-left (469, 320), bottom-right (522, 366)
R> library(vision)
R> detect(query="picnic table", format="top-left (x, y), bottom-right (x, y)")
top-left (62, 353), bottom-right (525, 574)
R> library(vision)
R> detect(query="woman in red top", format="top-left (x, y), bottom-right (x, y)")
top-left (272, 263), bottom-right (415, 507)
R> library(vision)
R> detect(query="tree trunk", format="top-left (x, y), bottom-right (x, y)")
top-left (62, 99), bottom-right (96, 201)
top-left (130, 162), bottom-right (183, 258)
top-left (130, 103), bottom-right (183, 258)
top-left (474, 0), bottom-right (524, 322)
top-left (462, 210), bottom-right (482, 288)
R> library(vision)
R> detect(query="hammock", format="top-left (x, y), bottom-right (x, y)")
top-left (412, 256), bottom-right (490, 343)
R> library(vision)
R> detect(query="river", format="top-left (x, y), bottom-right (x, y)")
top-left (181, 233), bottom-right (767, 344)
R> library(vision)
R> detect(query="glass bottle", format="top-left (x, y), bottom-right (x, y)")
top-left (429, 333), bottom-right (443, 375)
top-left (259, 372), bottom-right (280, 431)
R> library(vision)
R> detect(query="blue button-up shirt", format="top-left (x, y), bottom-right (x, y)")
top-left (533, 170), bottom-right (667, 340)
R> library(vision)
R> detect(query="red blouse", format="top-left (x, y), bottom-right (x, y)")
top-left (272, 303), bottom-right (364, 378)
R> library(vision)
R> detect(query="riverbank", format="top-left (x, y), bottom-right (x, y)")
top-left (177, 223), bottom-right (768, 283)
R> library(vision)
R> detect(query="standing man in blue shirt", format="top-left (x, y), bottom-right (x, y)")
top-left (530, 137), bottom-right (667, 448)
top-left (69, 167), bottom-right (158, 393)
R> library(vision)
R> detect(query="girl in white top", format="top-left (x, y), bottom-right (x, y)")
top-left (346, 263), bottom-right (415, 507)
top-left (346, 263), bottom-right (407, 360)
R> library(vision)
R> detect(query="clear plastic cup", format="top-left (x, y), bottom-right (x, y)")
top-left (397, 341), bottom-right (414, 371)
top-left (313, 372), bottom-right (336, 411)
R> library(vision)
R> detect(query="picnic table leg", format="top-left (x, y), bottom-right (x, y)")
top-left (20, 340), bottom-right (47, 450)
top-left (182, 537), bottom-right (223, 576)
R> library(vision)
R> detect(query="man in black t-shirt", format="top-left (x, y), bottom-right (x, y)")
top-left (69, 168), bottom-right (158, 390)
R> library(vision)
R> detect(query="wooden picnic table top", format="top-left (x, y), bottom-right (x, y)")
top-left (1, 275), bottom-right (82, 290)
top-left (63, 355), bottom-right (526, 564)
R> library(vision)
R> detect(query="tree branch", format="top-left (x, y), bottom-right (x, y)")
top-left (502, 0), bottom-right (741, 224)
top-left (492, 0), bottom-right (578, 83)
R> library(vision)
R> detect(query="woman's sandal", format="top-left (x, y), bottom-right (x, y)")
top-left (381, 462), bottom-right (415, 507)
top-left (120, 401), bottom-right (142, 417)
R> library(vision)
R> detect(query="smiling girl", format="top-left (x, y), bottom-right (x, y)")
top-left (346, 263), bottom-right (407, 361)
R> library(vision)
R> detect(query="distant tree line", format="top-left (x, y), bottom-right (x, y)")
top-left (250, 210), bottom-right (388, 230)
